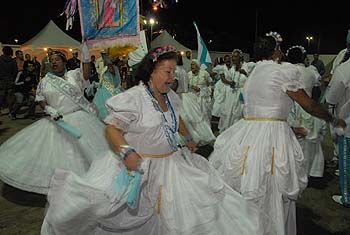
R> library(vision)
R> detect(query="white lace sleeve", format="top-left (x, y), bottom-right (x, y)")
top-left (104, 92), bottom-right (138, 133)
top-left (280, 63), bottom-right (304, 93)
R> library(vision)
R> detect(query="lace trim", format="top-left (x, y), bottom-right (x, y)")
top-left (104, 116), bottom-right (130, 133)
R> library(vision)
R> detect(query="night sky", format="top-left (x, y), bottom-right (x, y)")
top-left (1, 1), bottom-right (349, 55)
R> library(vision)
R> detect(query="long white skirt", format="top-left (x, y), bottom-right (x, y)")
top-left (41, 148), bottom-right (275, 235)
top-left (218, 87), bottom-right (243, 133)
top-left (180, 93), bottom-right (216, 146)
top-left (209, 119), bottom-right (308, 235)
top-left (211, 81), bottom-right (225, 117)
top-left (299, 140), bottom-right (324, 177)
top-left (0, 110), bottom-right (110, 194)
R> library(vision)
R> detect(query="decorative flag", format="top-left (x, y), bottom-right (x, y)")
top-left (78, 0), bottom-right (140, 49)
top-left (193, 22), bottom-right (212, 69)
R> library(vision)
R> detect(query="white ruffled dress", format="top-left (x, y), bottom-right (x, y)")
top-left (209, 61), bottom-right (308, 235)
top-left (41, 84), bottom-right (274, 235)
top-left (0, 69), bottom-right (110, 194)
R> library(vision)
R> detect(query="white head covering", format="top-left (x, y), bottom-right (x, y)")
top-left (191, 59), bottom-right (200, 67)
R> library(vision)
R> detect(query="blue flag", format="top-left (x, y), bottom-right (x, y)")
top-left (193, 22), bottom-right (212, 68)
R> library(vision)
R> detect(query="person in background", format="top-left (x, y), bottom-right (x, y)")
top-left (32, 56), bottom-right (41, 85)
top-left (322, 29), bottom-right (350, 167)
top-left (311, 54), bottom-right (325, 77)
top-left (15, 50), bottom-right (24, 72)
top-left (93, 60), bottom-right (123, 121)
top-left (66, 51), bottom-right (81, 71)
top-left (0, 46), bottom-right (17, 114)
top-left (41, 48), bottom-right (53, 78)
top-left (89, 55), bottom-right (99, 84)
top-left (23, 53), bottom-right (32, 71)
top-left (9, 61), bottom-right (37, 120)
top-left (218, 49), bottom-right (248, 133)
top-left (172, 53), bottom-right (188, 94)
top-left (326, 55), bottom-right (350, 207)
top-left (182, 50), bottom-right (192, 72)
top-left (176, 53), bottom-right (216, 146)
top-left (286, 45), bottom-right (326, 178)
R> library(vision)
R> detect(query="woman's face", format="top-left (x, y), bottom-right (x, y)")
top-left (50, 55), bottom-right (66, 74)
top-left (232, 51), bottom-right (242, 65)
top-left (150, 59), bottom-right (176, 94)
top-left (190, 62), bottom-right (199, 74)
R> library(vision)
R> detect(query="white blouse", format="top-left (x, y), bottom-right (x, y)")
top-left (104, 84), bottom-right (182, 155)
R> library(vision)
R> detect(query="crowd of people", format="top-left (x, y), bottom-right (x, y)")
top-left (0, 29), bottom-right (349, 235)
top-left (0, 47), bottom-right (131, 122)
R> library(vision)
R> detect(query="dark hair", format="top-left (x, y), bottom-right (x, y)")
top-left (2, 46), bottom-right (13, 56)
top-left (254, 35), bottom-right (276, 61)
top-left (135, 48), bottom-right (177, 86)
top-left (287, 47), bottom-right (305, 64)
top-left (15, 50), bottom-right (23, 56)
top-left (49, 51), bottom-right (67, 63)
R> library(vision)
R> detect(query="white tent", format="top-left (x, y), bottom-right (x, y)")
top-left (20, 20), bottom-right (81, 60)
top-left (151, 30), bottom-right (191, 52)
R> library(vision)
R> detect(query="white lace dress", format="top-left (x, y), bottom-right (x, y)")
top-left (210, 61), bottom-right (308, 235)
top-left (218, 65), bottom-right (248, 133)
top-left (41, 84), bottom-right (274, 235)
top-left (0, 69), bottom-right (110, 194)
top-left (181, 69), bottom-right (215, 145)
top-left (187, 70), bottom-right (213, 124)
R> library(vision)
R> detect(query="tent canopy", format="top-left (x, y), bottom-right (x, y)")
top-left (21, 20), bottom-right (80, 50)
top-left (151, 30), bottom-right (191, 52)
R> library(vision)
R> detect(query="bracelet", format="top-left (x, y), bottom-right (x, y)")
top-left (119, 144), bottom-right (136, 161)
top-left (184, 134), bottom-right (193, 143)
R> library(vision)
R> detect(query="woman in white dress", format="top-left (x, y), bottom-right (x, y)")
top-left (0, 50), bottom-right (111, 194)
top-left (41, 45), bottom-right (274, 235)
top-left (211, 54), bottom-right (231, 118)
top-left (218, 49), bottom-right (248, 133)
top-left (187, 59), bottom-right (213, 124)
top-left (176, 54), bottom-right (216, 146)
top-left (209, 35), bottom-right (346, 235)
top-left (286, 46), bottom-right (327, 177)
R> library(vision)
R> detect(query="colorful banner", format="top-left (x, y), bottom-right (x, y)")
top-left (78, 0), bottom-right (140, 48)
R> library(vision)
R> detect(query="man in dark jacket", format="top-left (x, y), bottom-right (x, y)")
top-left (9, 61), bottom-right (36, 120)
top-left (0, 46), bottom-right (17, 114)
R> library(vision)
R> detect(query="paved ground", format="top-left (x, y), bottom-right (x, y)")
top-left (0, 107), bottom-right (349, 235)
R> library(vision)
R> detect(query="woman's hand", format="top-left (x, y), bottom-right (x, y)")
top-left (186, 140), bottom-right (198, 152)
top-left (123, 152), bottom-right (142, 171)
top-left (293, 127), bottom-right (308, 138)
top-left (335, 118), bottom-right (346, 128)
top-left (192, 86), bottom-right (200, 92)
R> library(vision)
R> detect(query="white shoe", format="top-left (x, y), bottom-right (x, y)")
top-left (332, 195), bottom-right (343, 205)
top-left (335, 169), bottom-right (339, 176)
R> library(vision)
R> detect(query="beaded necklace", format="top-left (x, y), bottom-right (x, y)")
top-left (145, 86), bottom-right (179, 151)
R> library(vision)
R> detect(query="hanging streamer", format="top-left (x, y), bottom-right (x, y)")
top-left (61, 0), bottom-right (78, 30)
